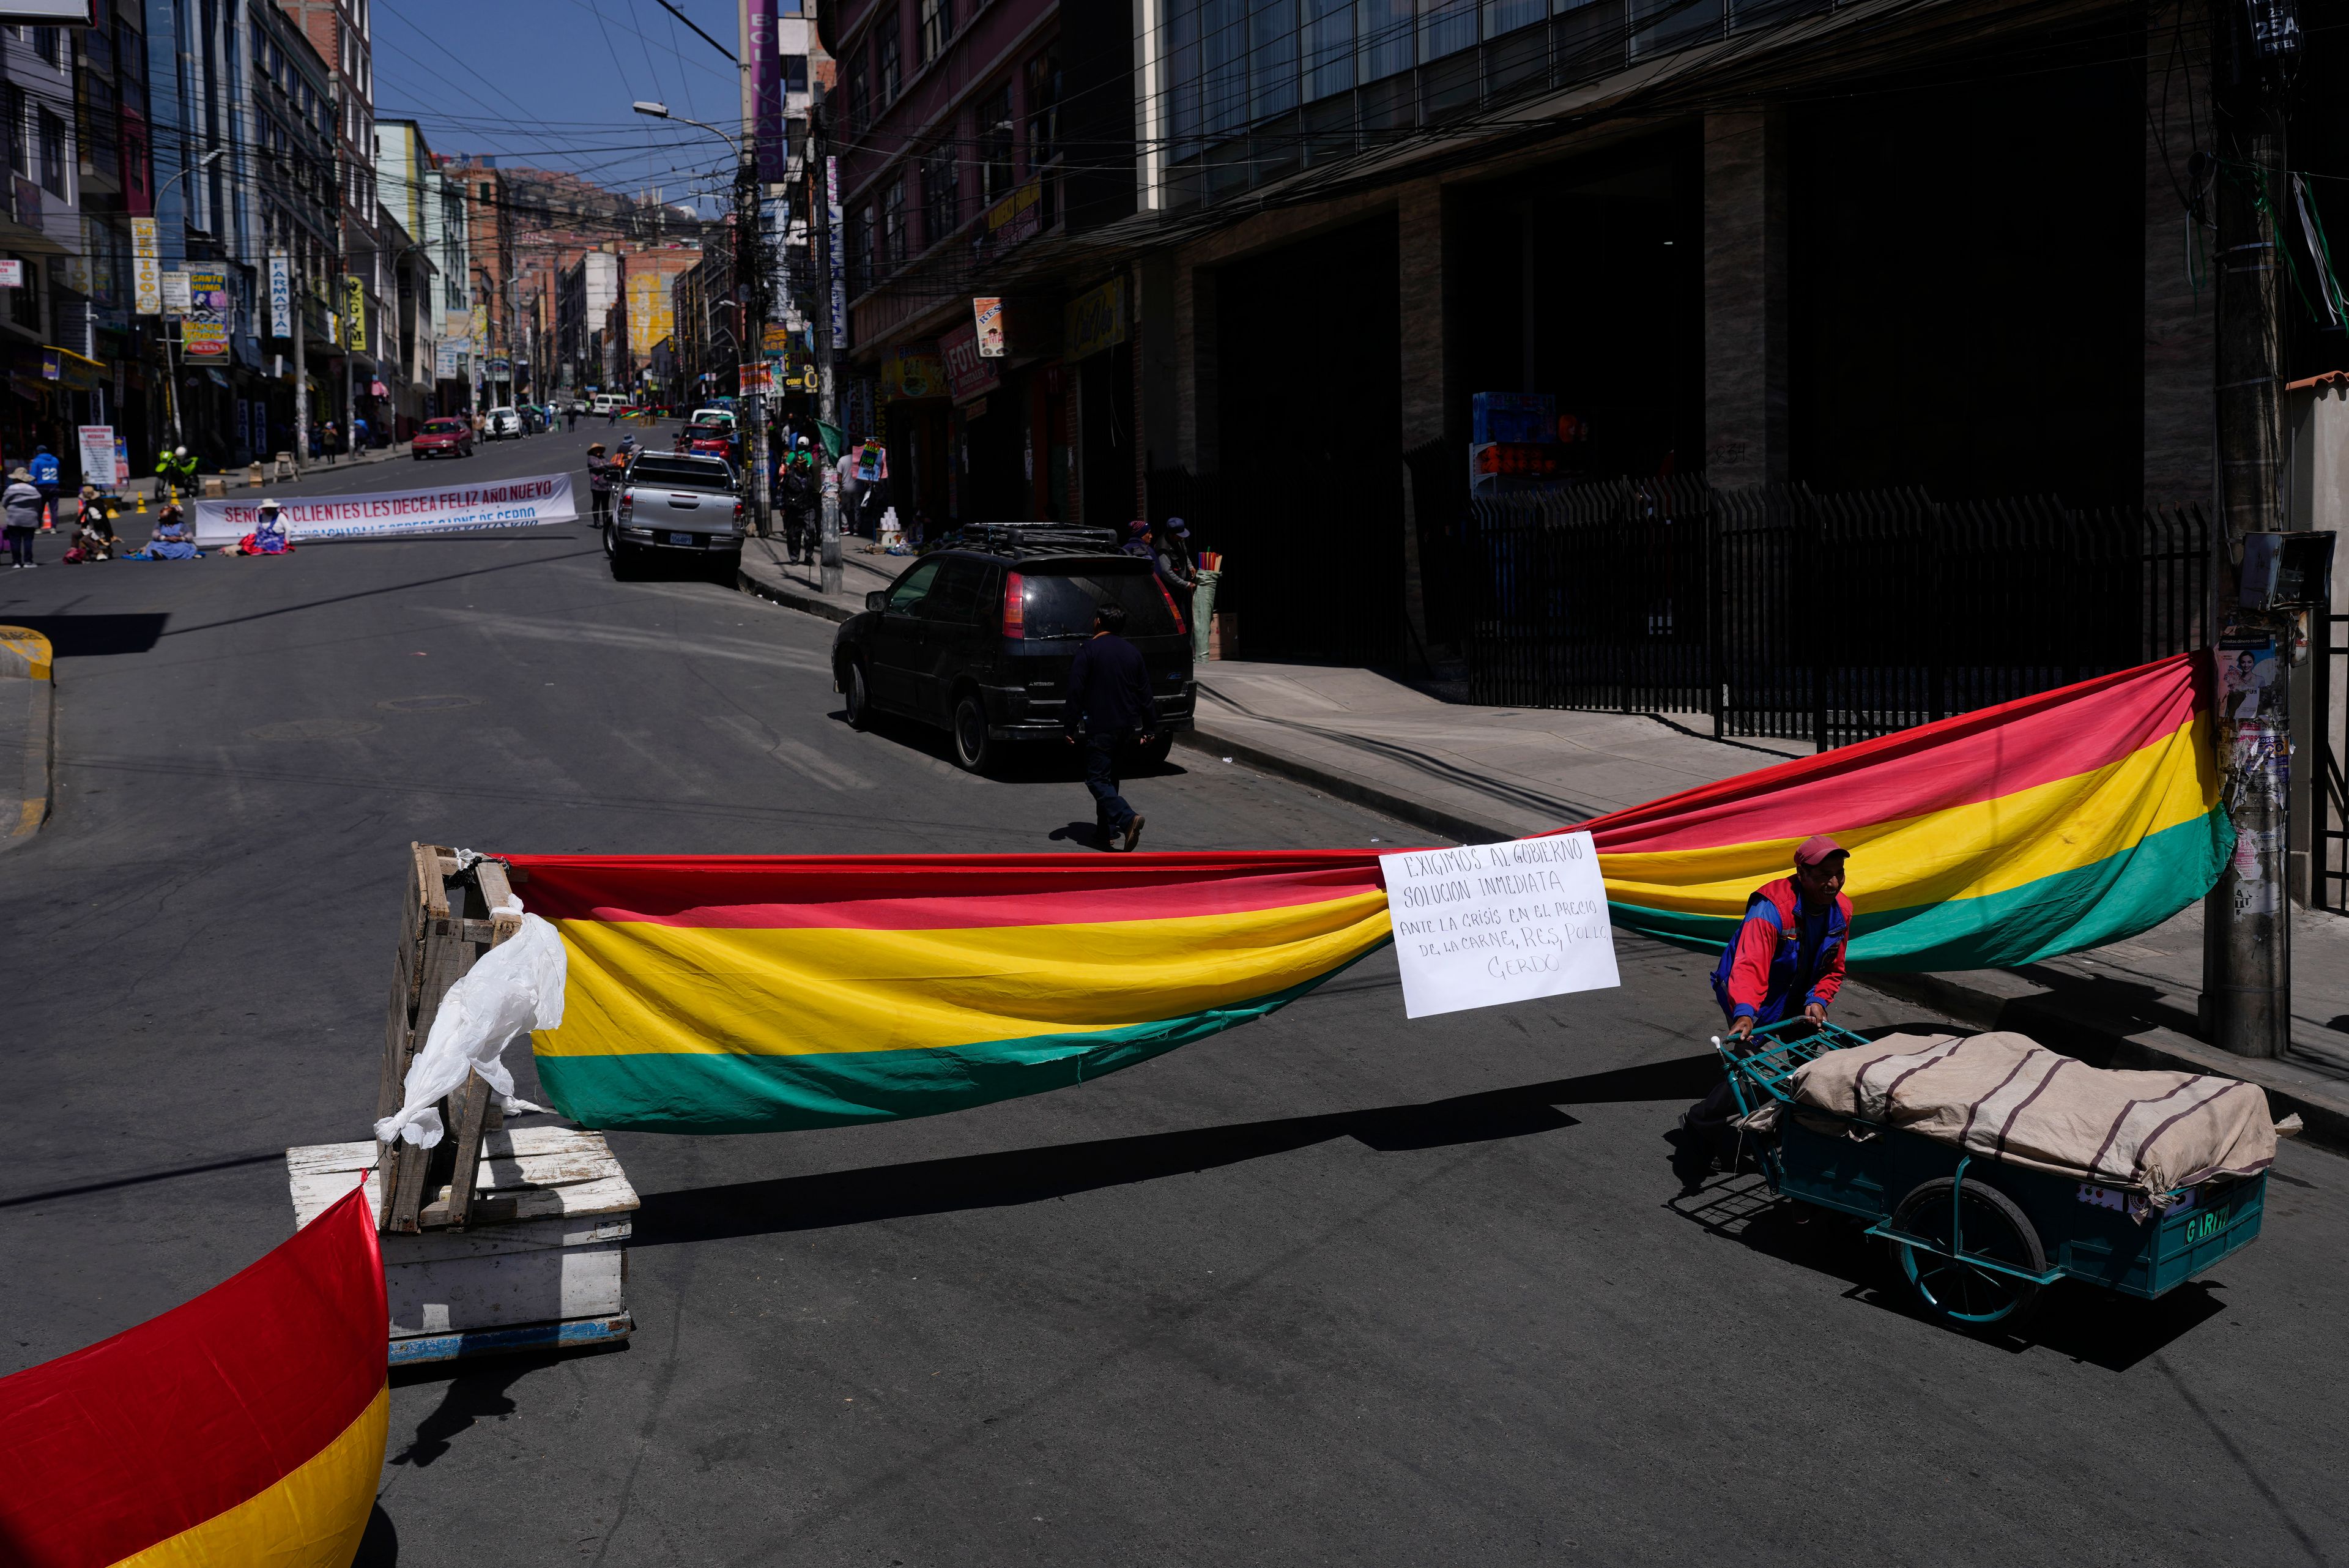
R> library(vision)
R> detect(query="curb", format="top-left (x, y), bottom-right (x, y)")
top-left (0, 626), bottom-right (54, 849)
top-left (1180, 723), bottom-right (1520, 847)
top-left (1185, 717), bottom-right (2349, 1158)
top-left (737, 562), bottom-right (854, 624)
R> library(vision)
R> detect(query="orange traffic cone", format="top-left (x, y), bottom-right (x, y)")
top-left (39, 502), bottom-right (53, 532)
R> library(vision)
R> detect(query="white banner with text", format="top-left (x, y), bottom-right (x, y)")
top-left (193, 473), bottom-right (579, 545)
top-left (1381, 833), bottom-right (1620, 1019)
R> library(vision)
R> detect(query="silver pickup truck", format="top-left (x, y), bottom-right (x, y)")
top-left (605, 452), bottom-right (743, 579)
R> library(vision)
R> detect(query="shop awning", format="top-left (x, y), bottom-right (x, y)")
top-left (42, 344), bottom-right (105, 392)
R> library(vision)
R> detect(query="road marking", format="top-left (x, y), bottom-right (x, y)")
top-left (704, 713), bottom-right (872, 790)
top-left (412, 607), bottom-right (828, 672)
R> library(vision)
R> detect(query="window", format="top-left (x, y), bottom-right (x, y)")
top-left (37, 108), bottom-right (65, 196)
top-left (844, 59), bottom-right (866, 133)
top-left (917, 0), bottom-right (951, 64)
top-left (1025, 54), bottom-right (1061, 168)
top-left (976, 84), bottom-right (1013, 203)
top-left (921, 144), bottom-right (957, 246)
top-left (874, 12), bottom-right (900, 105)
top-left (881, 177), bottom-right (906, 267)
top-left (32, 27), bottom-right (58, 67)
top-left (849, 203), bottom-right (874, 292)
top-left (4, 86), bottom-right (24, 179)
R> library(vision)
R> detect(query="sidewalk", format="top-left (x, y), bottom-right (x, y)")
top-left (735, 532), bottom-right (904, 622)
top-left (1185, 660), bottom-right (2349, 1153)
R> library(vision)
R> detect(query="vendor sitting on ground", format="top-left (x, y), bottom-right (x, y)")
top-left (238, 497), bottom-right (293, 555)
top-left (129, 503), bottom-right (201, 560)
top-left (1677, 835), bottom-right (1854, 1173)
top-left (62, 515), bottom-right (114, 563)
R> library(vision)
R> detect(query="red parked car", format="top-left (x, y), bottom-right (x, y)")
top-left (411, 417), bottom-right (474, 461)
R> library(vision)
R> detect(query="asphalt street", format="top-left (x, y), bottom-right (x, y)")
top-left (2, 427), bottom-right (2343, 1567)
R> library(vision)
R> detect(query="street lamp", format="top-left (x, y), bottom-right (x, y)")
top-left (154, 147), bottom-right (225, 450)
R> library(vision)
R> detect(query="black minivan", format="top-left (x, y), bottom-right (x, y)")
top-left (831, 524), bottom-right (1195, 773)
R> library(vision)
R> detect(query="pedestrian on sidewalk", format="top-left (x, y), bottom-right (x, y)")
top-left (1064, 601), bottom-right (1156, 852)
top-left (587, 443), bottom-right (615, 529)
top-left (28, 445), bottom-right (58, 529)
top-left (1675, 835), bottom-right (1853, 1176)
top-left (4, 466), bottom-right (41, 568)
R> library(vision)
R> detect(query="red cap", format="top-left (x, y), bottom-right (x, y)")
top-left (1794, 834), bottom-right (1848, 868)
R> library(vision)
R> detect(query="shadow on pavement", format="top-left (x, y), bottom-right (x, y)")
top-left (352, 1504), bottom-right (397, 1566)
top-left (0, 612), bottom-right (169, 656)
top-left (634, 1054), bottom-right (1719, 1248)
top-left (1666, 1173), bottom-right (2233, 1370)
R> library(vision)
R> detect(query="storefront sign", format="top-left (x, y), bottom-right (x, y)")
top-left (47, 347), bottom-right (104, 392)
top-left (434, 341), bottom-right (463, 379)
top-left (984, 182), bottom-right (1042, 251)
top-left (940, 320), bottom-right (999, 404)
top-left (131, 217), bottom-right (160, 313)
top-left (0, 260), bottom-right (19, 288)
top-left (1381, 833), bottom-right (1620, 1019)
top-left (343, 276), bottom-right (367, 355)
top-left (191, 472), bottom-right (582, 546)
top-left (880, 343), bottom-right (944, 400)
top-left (973, 296), bottom-right (1004, 358)
top-left (76, 426), bottom-right (114, 488)
top-left (267, 252), bottom-right (291, 338)
top-left (739, 361), bottom-right (776, 395)
top-left (1065, 277), bottom-right (1127, 361)
top-left (182, 270), bottom-right (230, 359)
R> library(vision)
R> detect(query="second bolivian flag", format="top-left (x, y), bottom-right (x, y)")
top-left (516, 652), bottom-right (2229, 1135)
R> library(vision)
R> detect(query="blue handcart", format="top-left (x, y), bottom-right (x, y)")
top-left (1716, 1019), bottom-right (2269, 1328)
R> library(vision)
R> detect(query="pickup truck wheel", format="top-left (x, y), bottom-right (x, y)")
top-left (843, 659), bottom-right (874, 730)
top-left (952, 692), bottom-right (995, 774)
top-left (709, 549), bottom-right (742, 585)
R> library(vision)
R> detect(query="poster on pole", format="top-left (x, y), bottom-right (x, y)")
top-left (159, 269), bottom-right (191, 314)
top-left (1380, 833), bottom-right (1619, 1020)
top-left (973, 296), bottom-right (1004, 357)
top-left (76, 426), bottom-right (115, 490)
top-left (344, 276), bottom-right (368, 355)
top-left (181, 270), bottom-right (229, 358)
top-left (192, 473), bottom-right (581, 546)
top-left (268, 252), bottom-right (292, 338)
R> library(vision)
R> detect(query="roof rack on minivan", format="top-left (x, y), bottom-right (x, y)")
top-left (939, 521), bottom-right (1123, 556)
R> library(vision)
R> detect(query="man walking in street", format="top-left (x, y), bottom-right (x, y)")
top-left (1675, 835), bottom-right (1854, 1177)
top-left (28, 445), bottom-right (59, 530)
top-left (1064, 602), bottom-right (1156, 851)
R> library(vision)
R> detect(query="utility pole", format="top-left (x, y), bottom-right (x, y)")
top-left (2205, 0), bottom-right (2302, 1058)
top-left (812, 97), bottom-right (841, 595)
top-left (292, 262), bottom-right (308, 476)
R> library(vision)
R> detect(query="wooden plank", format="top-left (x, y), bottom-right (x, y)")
top-left (441, 1067), bottom-right (495, 1229)
top-left (384, 914), bottom-right (470, 1232)
top-left (374, 845), bottom-right (438, 1225)
top-left (477, 859), bottom-right (524, 945)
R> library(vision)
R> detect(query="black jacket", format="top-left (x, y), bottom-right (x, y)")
top-left (1066, 633), bottom-right (1154, 737)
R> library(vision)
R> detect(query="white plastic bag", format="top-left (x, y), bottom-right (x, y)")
top-left (372, 912), bottom-right (568, 1149)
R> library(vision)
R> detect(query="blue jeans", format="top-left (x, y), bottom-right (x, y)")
top-left (1083, 732), bottom-right (1135, 834)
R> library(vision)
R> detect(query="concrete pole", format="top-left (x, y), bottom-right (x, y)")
top-left (2206, 97), bottom-right (2291, 1058)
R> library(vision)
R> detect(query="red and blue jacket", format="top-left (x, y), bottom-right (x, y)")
top-left (1708, 877), bottom-right (1853, 1027)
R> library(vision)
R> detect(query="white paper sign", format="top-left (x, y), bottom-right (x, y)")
top-left (76, 425), bottom-right (114, 489)
top-left (1382, 832), bottom-right (1619, 1020)
top-left (160, 270), bottom-right (191, 314)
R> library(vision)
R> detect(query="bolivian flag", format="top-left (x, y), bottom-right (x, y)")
top-left (0, 1188), bottom-right (388, 1567)
top-left (516, 652), bottom-right (2229, 1136)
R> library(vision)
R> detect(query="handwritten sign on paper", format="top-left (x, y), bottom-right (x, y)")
top-left (1381, 833), bottom-right (1620, 1019)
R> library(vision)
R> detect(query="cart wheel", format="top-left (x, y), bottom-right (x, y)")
top-left (1887, 1176), bottom-right (2047, 1329)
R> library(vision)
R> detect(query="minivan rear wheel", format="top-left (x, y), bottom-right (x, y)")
top-left (951, 691), bottom-right (995, 774)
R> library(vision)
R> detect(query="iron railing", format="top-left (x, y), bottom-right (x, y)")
top-left (1458, 482), bottom-right (2212, 748)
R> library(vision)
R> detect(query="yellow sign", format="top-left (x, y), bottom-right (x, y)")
top-left (1065, 276), bottom-right (1127, 361)
top-left (344, 276), bottom-right (368, 354)
top-left (628, 272), bottom-right (674, 354)
top-left (132, 217), bottom-right (160, 314)
top-left (762, 322), bottom-right (792, 353)
top-left (880, 344), bottom-right (945, 401)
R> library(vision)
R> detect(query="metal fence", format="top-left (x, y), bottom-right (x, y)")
top-left (1459, 482), bottom-right (2212, 748)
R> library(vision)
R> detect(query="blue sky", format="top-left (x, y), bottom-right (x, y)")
top-left (371, 0), bottom-right (750, 213)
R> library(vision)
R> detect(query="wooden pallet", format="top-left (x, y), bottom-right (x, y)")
top-left (374, 842), bottom-right (529, 1233)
